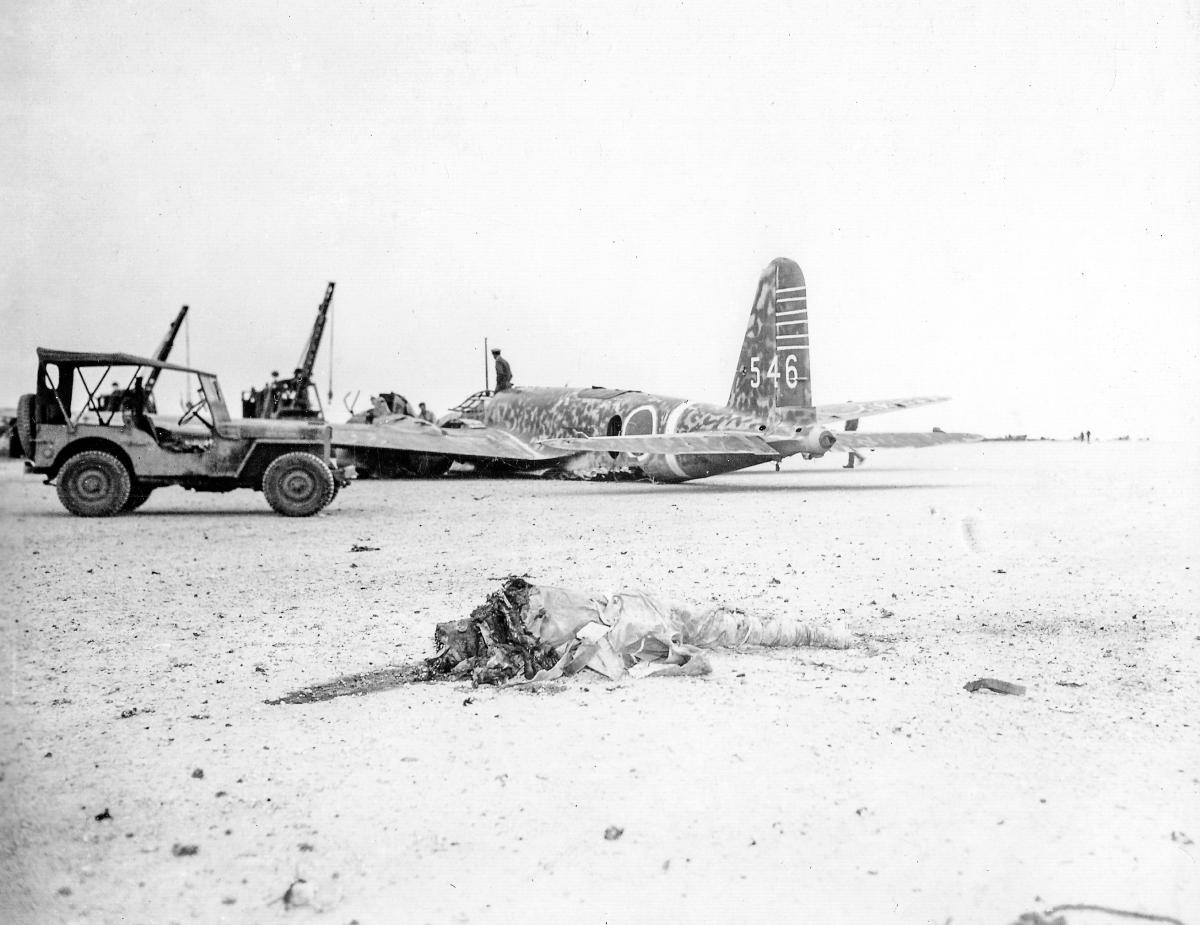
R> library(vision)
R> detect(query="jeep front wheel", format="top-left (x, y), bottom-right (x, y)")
top-left (262, 452), bottom-right (335, 517)
top-left (123, 483), bottom-right (156, 511)
top-left (57, 451), bottom-right (132, 517)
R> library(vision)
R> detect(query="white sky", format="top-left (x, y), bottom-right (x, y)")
top-left (3, 0), bottom-right (1198, 438)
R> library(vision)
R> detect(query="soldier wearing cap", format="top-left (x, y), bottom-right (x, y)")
top-left (491, 348), bottom-right (512, 392)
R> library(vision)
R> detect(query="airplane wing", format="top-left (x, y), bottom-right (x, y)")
top-left (813, 396), bottom-right (949, 423)
top-left (331, 421), bottom-right (572, 462)
top-left (537, 432), bottom-right (778, 456)
top-left (832, 431), bottom-right (982, 449)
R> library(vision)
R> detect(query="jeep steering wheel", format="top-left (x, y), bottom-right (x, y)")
top-left (178, 399), bottom-right (212, 428)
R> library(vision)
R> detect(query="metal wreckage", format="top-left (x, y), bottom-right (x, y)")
top-left (330, 257), bottom-right (979, 482)
top-left (272, 577), bottom-right (852, 703)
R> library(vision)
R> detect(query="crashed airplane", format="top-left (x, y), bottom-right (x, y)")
top-left (332, 258), bottom-right (978, 482)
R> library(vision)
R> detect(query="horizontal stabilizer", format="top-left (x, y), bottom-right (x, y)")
top-left (813, 396), bottom-right (949, 423)
top-left (537, 432), bottom-right (778, 456)
top-left (833, 431), bottom-right (982, 450)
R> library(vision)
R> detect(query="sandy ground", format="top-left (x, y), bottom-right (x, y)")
top-left (1, 440), bottom-right (1197, 925)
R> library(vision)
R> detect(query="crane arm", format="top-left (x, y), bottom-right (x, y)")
top-left (145, 305), bottom-right (189, 391)
top-left (294, 282), bottom-right (335, 391)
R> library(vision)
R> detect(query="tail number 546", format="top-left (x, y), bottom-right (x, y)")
top-left (749, 355), bottom-right (800, 388)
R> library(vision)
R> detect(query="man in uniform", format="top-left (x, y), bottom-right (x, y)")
top-left (843, 417), bottom-right (866, 469)
top-left (418, 401), bottom-right (436, 423)
top-left (492, 348), bottom-right (513, 392)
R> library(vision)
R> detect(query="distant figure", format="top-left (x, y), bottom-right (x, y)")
top-left (492, 348), bottom-right (512, 392)
top-left (418, 402), bottom-right (436, 423)
top-left (1086, 430), bottom-right (1091, 443)
top-left (103, 382), bottom-right (123, 412)
top-left (1079, 431), bottom-right (1085, 442)
top-left (842, 417), bottom-right (866, 469)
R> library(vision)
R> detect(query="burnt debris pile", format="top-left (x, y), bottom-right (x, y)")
top-left (427, 578), bottom-right (561, 685)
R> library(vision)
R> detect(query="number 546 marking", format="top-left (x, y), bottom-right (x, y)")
top-left (749, 355), bottom-right (800, 388)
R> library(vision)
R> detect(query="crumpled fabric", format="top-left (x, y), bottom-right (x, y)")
top-left (517, 585), bottom-right (851, 683)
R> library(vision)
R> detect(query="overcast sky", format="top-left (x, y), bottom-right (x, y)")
top-left (3, 1), bottom-right (1197, 438)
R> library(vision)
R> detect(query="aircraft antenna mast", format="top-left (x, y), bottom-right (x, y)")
top-left (327, 295), bottom-right (334, 403)
top-left (484, 337), bottom-right (490, 392)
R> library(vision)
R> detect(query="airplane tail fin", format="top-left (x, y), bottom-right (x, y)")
top-left (727, 258), bottom-right (813, 423)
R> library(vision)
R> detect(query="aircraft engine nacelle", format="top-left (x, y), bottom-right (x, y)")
top-left (794, 425), bottom-right (837, 458)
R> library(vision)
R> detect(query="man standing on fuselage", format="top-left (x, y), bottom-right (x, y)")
top-left (492, 348), bottom-right (513, 392)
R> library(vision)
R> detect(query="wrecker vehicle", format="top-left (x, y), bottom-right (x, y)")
top-left (16, 348), bottom-right (348, 517)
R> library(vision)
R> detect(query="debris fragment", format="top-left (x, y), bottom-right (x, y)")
top-left (94, 808), bottom-right (112, 822)
top-left (191, 768), bottom-right (204, 779)
top-left (119, 708), bottom-right (140, 719)
top-left (282, 878), bottom-right (314, 908)
top-left (964, 678), bottom-right (1026, 696)
top-left (350, 544), bottom-right (380, 552)
top-left (1055, 681), bottom-right (1084, 688)
top-left (171, 843), bottom-right (199, 857)
top-left (604, 826), bottom-right (624, 841)
top-left (270, 578), bottom-right (852, 701)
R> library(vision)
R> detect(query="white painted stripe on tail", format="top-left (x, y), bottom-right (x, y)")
top-left (776, 345), bottom-right (810, 352)
top-left (776, 286), bottom-right (806, 294)
top-left (776, 309), bottom-right (808, 317)
top-left (775, 296), bottom-right (807, 303)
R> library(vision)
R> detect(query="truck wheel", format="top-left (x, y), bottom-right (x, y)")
top-left (15, 393), bottom-right (35, 459)
top-left (262, 452), bottom-right (335, 517)
top-left (57, 450), bottom-right (132, 517)
top-left (123, 483), bottom-right (156, 511)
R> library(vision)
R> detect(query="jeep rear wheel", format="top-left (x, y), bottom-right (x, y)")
top-left (57, 450), bottom-right (132, 517)
top-left (262, 452), bottom-right (335, 517)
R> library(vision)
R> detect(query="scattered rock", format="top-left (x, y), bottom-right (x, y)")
top-left (282, 878), bottom-right (315, 908)
top-left (171, 843), bottom-right (199, 857)
top-left (350, 544), bottom-right (380, 552)
top-left (191, 768), bottom-right (204, 779)
top-left (604, 826), bottom-right (624, 841)
top-left (119, 708), bottom-right (139, 719)
top-left (964, 678), bottom-right (1026, 696)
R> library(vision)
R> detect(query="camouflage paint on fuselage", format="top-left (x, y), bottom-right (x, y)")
top-left (482, 386), bottom-right (784, 481)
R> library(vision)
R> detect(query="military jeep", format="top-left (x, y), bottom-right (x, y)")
top-left (17, 348), bottom-right (348, 517)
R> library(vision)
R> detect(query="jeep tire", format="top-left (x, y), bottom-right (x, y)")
top-left (123, 482), bottom-right (156, 511)
top-left (57, 450), bottom-right (132, 517)
top-left (262, 452), bottom-right (335, 517)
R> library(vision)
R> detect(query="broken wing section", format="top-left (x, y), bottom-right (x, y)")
top-left (331, 421), bottom-right (574, 463)
top-left (813, 395), bottom-right (949, 423)
top-left (832, 431), bottom-right (982, 450)
top-left (536, 431), bottom-right (778, 456)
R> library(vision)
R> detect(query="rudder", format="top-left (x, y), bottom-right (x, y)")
top-left (727, 258), bottom-right (812, 421)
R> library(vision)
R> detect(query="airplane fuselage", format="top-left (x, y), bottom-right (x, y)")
top-left (483, 386), bottom-right (818, 482)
